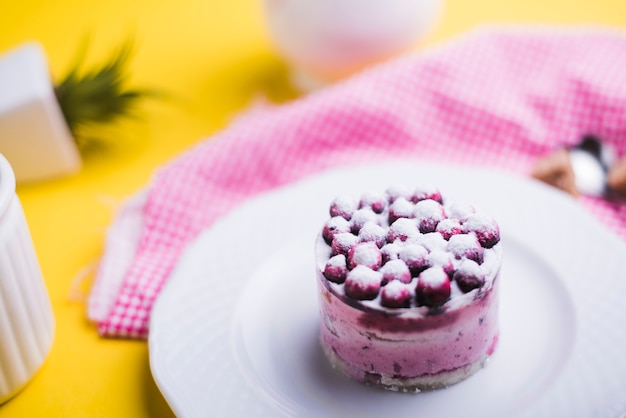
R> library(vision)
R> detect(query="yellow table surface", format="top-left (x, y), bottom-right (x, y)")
top-left (1, 0), bottom-right (626, 416)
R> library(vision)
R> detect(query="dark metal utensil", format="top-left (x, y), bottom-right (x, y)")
top-left (569, 135), bottom-right (616, 198)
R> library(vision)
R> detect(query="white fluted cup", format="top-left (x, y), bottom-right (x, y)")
top-left (261, 0), bottom-right (443, 91)
top-left (0, 153), bottom-right (54, 404)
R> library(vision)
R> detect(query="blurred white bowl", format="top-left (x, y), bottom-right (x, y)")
top-left (261, 0), bottom-right (443, 90)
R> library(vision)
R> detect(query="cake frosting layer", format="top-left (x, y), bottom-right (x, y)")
top-left (317, 264), bottom-right (499, 391)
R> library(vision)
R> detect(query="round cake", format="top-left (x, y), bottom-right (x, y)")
top-left (315, 185), bottom-right (502, 392)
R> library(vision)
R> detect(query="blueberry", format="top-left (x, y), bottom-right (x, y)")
top-left (417, 232), bottom-right (447, 252)
top-left (358, 222), bottom-right (387, 248)
top-left (381, 280), bottom-right (412, 308)
top-left (386, 185), bottom-right (413, 203)
top-left (329, 196), bottom-right (358, 220)
top-left (380, 242), bottom-right (402, 263)
top-left (463, 213), bottom-right (500, 248)
top-left (388, 197), bottom-right (415, 224)
top-left (350, 208), bottom-right (379, 233)
top-left (427, 250), bottom-right (455, 277)
top-left (398, 244), bottom-right (429, 275)
top-left (444, 201), bottom-right (475, 222)
top-left (414, 199), bottom-right (445, 233)
top-left (387, 218), bottom-right (419, 242)
top-left (344, 265), bottom-right (382, 300)
top-left (323, 254), bottom-right (348, 283)
top-left (331, 232), bottom-right (358, 256)
top-left (453, 259), bottom-right (485, 293)
top-left (436, 218), bottom-right (462, 240)
top-left (412, 185), bottom-right (443, 204)
top-left (359, 191), bottom-right (387, 214)
top-left (379, 259), bottom-right (412, 285)
top-left (447, 234), bottom-right (483, 264)
top-left (322, 216), bottom-right (351, 244)
top-left (416, 267), bottom-right (451, 307)
top-left (347, 242), bottom-right (382, 270)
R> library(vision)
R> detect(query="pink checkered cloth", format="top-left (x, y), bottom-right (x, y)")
top-left (88, 26), bottom-right (626, 339)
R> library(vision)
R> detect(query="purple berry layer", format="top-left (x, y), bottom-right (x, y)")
top-left (316, 186), bottom-right (503, 392)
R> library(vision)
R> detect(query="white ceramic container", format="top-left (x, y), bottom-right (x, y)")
top-left (0, 42), bottom-right (81, 183)
top-left (0, 153), bottom-right (55, 404)
top-left (261, 0), bottom-right (443, 90)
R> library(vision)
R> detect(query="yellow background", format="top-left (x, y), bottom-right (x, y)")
top-left (1, 0), bottom-right (625, 416)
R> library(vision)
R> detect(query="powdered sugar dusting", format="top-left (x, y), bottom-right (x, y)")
top-left (463, 213), bottom-right (500, 248)
top-left (379, 259), bottom-right (411, 284)
top-left (318, 186), bottom-right (502, 310)
top-left (383, 279), bottom-right (410, 298)
top-left (331, 232), bottom-right (359, 255)
top-left (436, 218), bottom-right (462, 240)
top-left (481, 244), bottom-right (503, 277)
top-left (444, 201), bottom-right (475, 222)
top-left (454, 259), bottom-right (486, 293)
top-left (414, 200), bottom-right (445, 233)
top-left (414, 200), bottom-right (444, 220)
top-left (330, 195), bottom-right (358, 219)
top-left (388, 218), bottom-right (419, 242)
top-left (327, 254), bottom-right (346, 269)
top-left (358, 222), bottom-right (386, 247)
top-left (348, 242), bottom-right (382, 270)
top-left (457, 258), bottom-right (482, 275)
top-left (418, 232), bottom-right (447, 252)
top-left (447, 234), bottom-right (482, 259)
top-left (389, 197), bottom-right (415, 221)
top-left (323, 254), bottom-right (348, 283)
top-left (350, 208), bottom-right (378, 232)
top-left (399, 244), bottom-right (428, 264)
top-left (413, 184), bottom-right (442, 202)
top-left (360, 191), bottom-right (387, 213)
top-left (325, 216), bottom-right (350, 231)
top-left (427, 250), bottom-right (453, 270)
top-left (463, 213), bottom-right (495, 231)
top-left (386, 185), bottom-right (412, 203)
top-left (344, 265), bottom-right (382, 300)
top-left (347, 265), bottom-right (382, 285)
top-left (418, 266), bottom-right (448, 285)
top-left (323, 216), bottom-right (351, 243)
top-left (381, 242), bottom-right (401, 262)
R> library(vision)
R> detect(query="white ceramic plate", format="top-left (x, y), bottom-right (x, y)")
top-left (149, 161), bottom-right (626, 418)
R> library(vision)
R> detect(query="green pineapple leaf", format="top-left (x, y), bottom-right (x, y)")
top-left (54, 41), bottom-right (153, 145)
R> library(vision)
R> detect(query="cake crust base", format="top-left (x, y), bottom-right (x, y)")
top-left (321, 337), bottom-right (496, 393)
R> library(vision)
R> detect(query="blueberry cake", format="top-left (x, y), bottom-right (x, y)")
top-left (315, 185), bottom-right (502, 392)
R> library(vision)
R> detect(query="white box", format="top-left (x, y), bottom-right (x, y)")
top-left (0, 42), bottom-right (81, 183)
